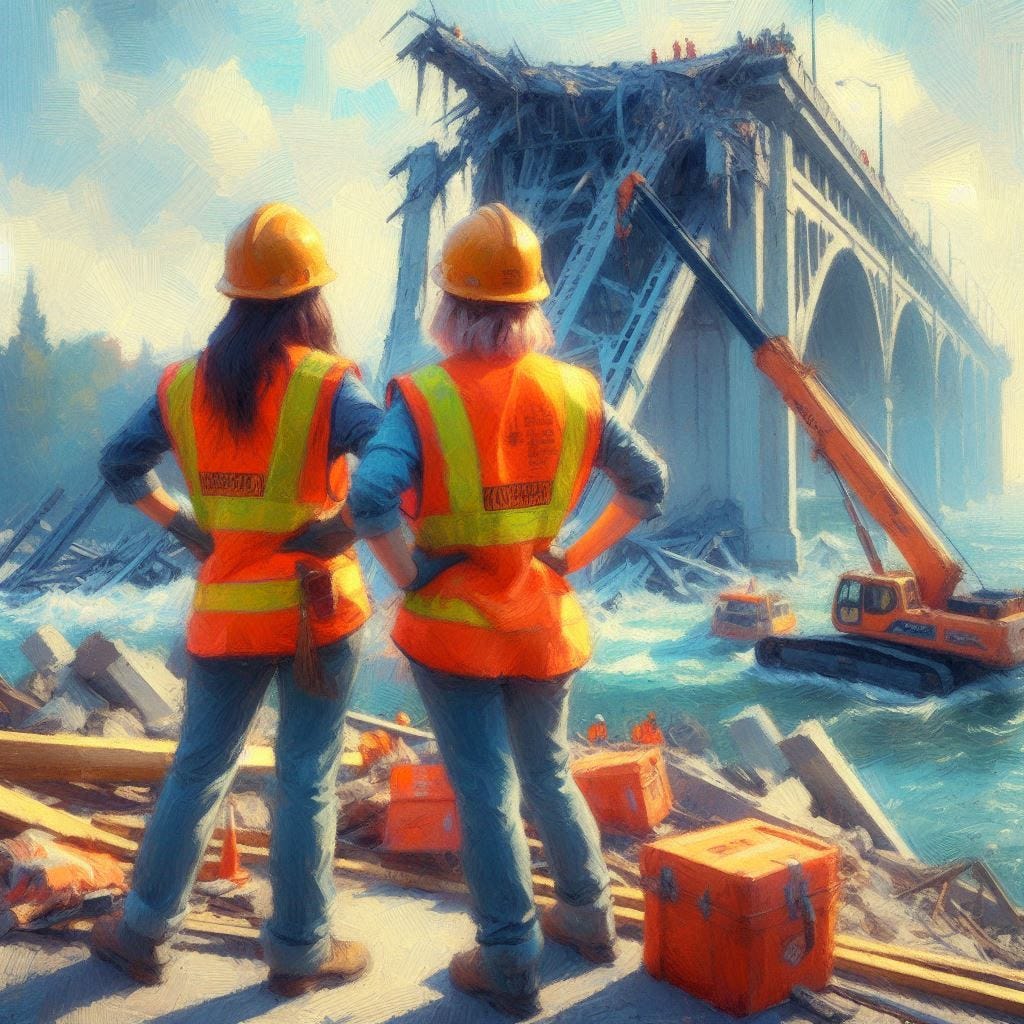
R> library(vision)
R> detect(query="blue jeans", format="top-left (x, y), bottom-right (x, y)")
top-left (124, 632), bottom-right (361, 975)
top-left (410, 662), bottom-right (611, 994)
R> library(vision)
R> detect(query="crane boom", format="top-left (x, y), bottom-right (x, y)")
top-left (620, 175), bottom-right (963, 609)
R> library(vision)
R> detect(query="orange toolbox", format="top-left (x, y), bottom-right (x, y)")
top-left (641, 819), bottom-right (840, 1016)
top-left (571, 747), bottom-right (673, 834)
top-left (384, 764), bottom-right (461, 853)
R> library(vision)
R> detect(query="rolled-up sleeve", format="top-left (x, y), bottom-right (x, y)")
top-left (98, 395), bottom-right (170, 504)
top-left (330, 372), bottom-right (384, 460)
top-left (595, 402), bottom-right (667, 519)
top-left (348, 393), bottom-right (421, 538)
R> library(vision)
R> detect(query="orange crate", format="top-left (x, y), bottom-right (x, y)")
top-left (384, 763), bottom-right (461, 853)
top-left (571, 747), bottom-right (673, 834)
top-left (641, 819), bottom-right (840, 1017)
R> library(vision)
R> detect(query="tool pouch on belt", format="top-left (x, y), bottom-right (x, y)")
top-left (294, 562), bottom-right (338, 698)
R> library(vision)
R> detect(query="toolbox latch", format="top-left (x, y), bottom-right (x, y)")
top-left (784, 859), bottom-right (816, 955)
top-left (639, 866), bottom-right (679, 903)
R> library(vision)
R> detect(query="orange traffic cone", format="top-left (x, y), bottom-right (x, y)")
top-left (200, 800), bottom-right (250, 884)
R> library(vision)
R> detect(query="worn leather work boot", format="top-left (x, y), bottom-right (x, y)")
top-left (540, 900), bottom-right (617, 963)
top-left (449, 947), bottom-right (541, 1020)
top-left (267, 938), bottom-right (370, 998)
top-left (90, 911), bottom-right (169, 985)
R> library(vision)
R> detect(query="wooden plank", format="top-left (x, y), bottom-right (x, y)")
top-left (895, 858), bottom-right (973, 898)
top-left (836, 934), bottom-right (1024, 991)
top-left (971, 859), bottom-right (1023, 925)
top-left (346, 710), bottom-right (434, 743)
top-left (0, 730), bottom-right (361, 784)
top-left (0, 781), bottom-right (137, 857)
top-left (0, 675), bottom-right (43, 726)
top-left (0, 487), bottom-right (63, 571)
top-left (828, 981), bottom-right (958, 1024)
top-left (833, 944), bottom-right (1024, 1017)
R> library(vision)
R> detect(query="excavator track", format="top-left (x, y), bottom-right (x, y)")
top-left (755, 635), bottom-right (961, 697)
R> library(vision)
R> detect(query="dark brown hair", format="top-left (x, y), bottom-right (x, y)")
top-left (201, 289), bottom-right (336, 433)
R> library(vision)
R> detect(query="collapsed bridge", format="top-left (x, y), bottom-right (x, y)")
top-left (382, 18), bottom-right (1010, 575)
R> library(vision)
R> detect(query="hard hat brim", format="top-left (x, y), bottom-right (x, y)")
top-left (430, 263), bottom-right (551, 304)
top-left (217, 266), bottom-right (337, 301)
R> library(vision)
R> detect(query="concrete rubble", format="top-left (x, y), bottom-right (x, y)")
top-left (0, 620), bottom-right (1022, 1023)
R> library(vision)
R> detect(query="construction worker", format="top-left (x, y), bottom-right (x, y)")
top-left (685, 37), bottom-right (697, 59)
top-left (672, 39), bottom-right (682, 61)
top-left (650, 47), bottom-right (659, 64)
top-left (90, 204), bottom-right (383, 996)
top-left (349, 203), bottom-right (666, 1017)
top-left (587, 714), bottom-right (608, 744)
top-left (632, 711), bottom-right (665, 745)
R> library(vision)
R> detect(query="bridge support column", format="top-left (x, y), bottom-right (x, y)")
top-left (988, 376), bottom-right (1005, 494)
top-left (726, 126), bottom-right (800, 572)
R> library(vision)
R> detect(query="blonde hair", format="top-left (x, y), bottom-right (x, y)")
top-left (429, 293), bottom-right (555, 358)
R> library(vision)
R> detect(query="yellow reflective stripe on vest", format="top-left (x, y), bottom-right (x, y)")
top-left (165, 351), bottom-right (336, 533)
top-left (193, 559), bottom-right (362, 614)
top-left (403, 591), bottom-right (490, 627)
top-left (194, 578), bottom-right (301, 613)
top-left (165, 359), bottom-right (207, 525)
top-left (410, 365), bottom-right (483, 513)
top-left (410, 362), bottom-right (590, 549)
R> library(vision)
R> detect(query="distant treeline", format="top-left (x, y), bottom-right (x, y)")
top-left (0, 271), bottom-right (168, 538)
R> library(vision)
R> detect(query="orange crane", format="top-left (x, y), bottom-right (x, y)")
top-left (617, 173), bottom-right (1024, 695)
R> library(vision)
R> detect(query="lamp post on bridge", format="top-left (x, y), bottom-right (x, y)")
top-left (810, 0), bottom-right (817, 83)
top-left (909, 198), bottom-right (933, 256)
top-left (836, 77), bottom-right (884, 182)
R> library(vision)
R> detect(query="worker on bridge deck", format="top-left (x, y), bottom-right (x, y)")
top-left (588, 713), bottom-right (609, 744)
top-left (91, 203), bottom-right (383, 997)
top-left (349, 201), bottom-right (667, 1017)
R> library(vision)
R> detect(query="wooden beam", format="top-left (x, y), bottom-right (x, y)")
top-left (346, 711), bottom-right (434, 743)
top-left (833, 945), bottom-right (1024, 1017)
top-left (836, 934), bottom-right (1024, 991)
top-left (0, 730), bottom-right (361, 784)
top-left (0, 781), bottom-right (137, 857)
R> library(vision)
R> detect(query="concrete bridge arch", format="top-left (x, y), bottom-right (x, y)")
top-left (889, 302), bottom-right (939, 512)
top-left (797, 246), bottom-right (887, 499)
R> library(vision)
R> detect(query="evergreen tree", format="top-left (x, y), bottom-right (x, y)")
top-left (16, 270), bottom-right (49, 353)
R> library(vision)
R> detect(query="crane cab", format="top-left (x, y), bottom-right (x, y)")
top-left (832, 571), bottom-right (923, 632)
top-left (712, 587), bottom-right (796, 643)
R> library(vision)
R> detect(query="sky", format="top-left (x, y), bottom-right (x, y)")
top-left (1, 0), bottom-right (1022, 475)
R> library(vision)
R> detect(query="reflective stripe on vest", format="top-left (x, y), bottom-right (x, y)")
top-left (165, 351), bottom-right (336, 534)
top-left (409, 362), bottom-right (590, 550)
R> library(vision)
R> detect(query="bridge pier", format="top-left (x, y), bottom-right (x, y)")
top-left (725, 127), bottom-right (800, 573)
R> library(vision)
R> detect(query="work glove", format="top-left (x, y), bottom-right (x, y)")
top-left (536, 544), bottom-right (570, 576)
top-left (280, 509), bottom-right (356, 559)
top-left (167, 507), bottom-right (214, 562)
top-left (403, 548), bottom-right (466, 593)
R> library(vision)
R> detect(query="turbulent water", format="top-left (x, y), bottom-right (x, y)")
top-left (2, 488), bottom-right (1023, 898)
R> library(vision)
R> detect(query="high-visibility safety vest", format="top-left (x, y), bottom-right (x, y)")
top-left (389, 352), bottom-right (603, 679)
top-left (157, 345), bottom-right (370, 657)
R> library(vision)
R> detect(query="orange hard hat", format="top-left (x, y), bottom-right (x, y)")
top-left (431, 202), bottom-right (549, 304)
top-left (395, 711), bottom-right (412, 726)
top-left (218, 203), bottom-right (336, 300)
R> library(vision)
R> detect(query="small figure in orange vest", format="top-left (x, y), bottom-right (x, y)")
top-left (650, 48), bottom-right (658, 64)
top-left (672, 40), bottom-right (682, 61)
top-left (685, 38), bottom-right (697, 59)
top-left (395, 710), bottom-right (412, 726)
top-left (859, 148), bottom-right (870, 167)
top-left (453, 24), bottom-right (463, 40)
top-left (92, 204), bottom-right (380, 996)
top-left (632, 711), bottom-right (665, 745)
top-left (359, 728), bottom-right (396, 768)
top-left (587, 714), bottom-right (608, 744)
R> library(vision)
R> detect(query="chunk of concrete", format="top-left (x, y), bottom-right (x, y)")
top-left (18, 671), bottom-right (58, 705)
top-left (74, 633), bottom-right (183, 729)
top-left (85, 708), bottom-right (147, 740)
top-left (21, 626), bottom-right (75, 674)
top-left (779, 720), bottom-right (914, 858)
top-left (22, 696), bottom-right (90, 735)
top-left (53, 665), bottom-right (108, 715)
top-left (727, 704), bottom-right (791, 782)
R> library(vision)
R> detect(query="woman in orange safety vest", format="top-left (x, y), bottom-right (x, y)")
top-left (90, 204), bottom-right (381, 997)
top-left (349, 202), bottom-right (667, 1018)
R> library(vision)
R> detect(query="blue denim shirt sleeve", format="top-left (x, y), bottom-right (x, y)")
top-left (348, 393), bottom-right (667, 535)
top-left (349, 393), bottom-right (421, 538)
top-left (330, 372), bottom-right (384, 461)
top-left (596, 401), bottom-right (667, 519)
top-left (98, 395), bottom-right (170, 504)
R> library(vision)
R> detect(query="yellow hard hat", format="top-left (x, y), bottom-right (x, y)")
top-left (218, 203), bottom-right (336, 300)
top-left (432, 202), bottom-right (550, 303)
